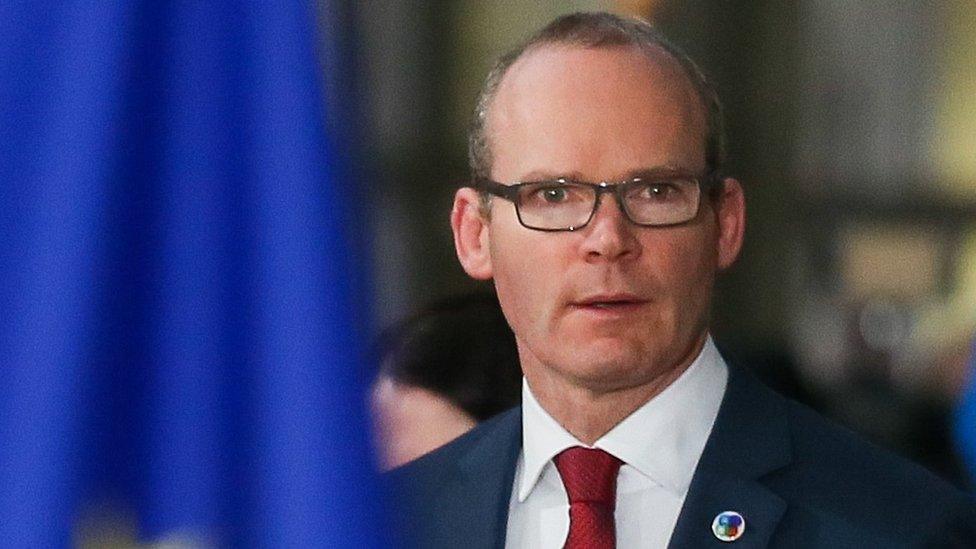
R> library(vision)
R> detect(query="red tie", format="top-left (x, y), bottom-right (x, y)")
top-left (553, 447), bottom-right (623, 549)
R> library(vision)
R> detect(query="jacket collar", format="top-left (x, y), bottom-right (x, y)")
top-left (445, 407), bottom-right (522, 549)
top-left (667, 361), bottom-right (792, 548)
top-left (518, 337), bottom-right (728, 501)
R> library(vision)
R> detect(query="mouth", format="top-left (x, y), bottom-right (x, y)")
top-left (569, 294), bottom-right (650, 314)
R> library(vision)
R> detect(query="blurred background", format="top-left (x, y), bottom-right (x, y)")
top-left (358, 0), bottom-right (976, 487)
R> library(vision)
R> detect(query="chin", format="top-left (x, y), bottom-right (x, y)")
top-left (557, 349), bottom-right (661, 391)
top-left (582, 331), bottom-right (697, 379)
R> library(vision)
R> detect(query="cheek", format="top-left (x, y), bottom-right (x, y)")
top-left (489, 226), bottom-right (564, 332)
top-left (647, 228), bottom-right (719, 303)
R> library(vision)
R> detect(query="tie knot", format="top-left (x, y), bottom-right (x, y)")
top-left (553, 447), bottom-right (623, 505)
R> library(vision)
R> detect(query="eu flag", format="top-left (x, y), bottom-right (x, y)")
top-left (0, 1), bottom-right (390, 546)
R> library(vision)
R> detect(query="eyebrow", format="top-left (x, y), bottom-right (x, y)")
top-left (624, 166), bottom-right (698, 180)
top-left (516, 169), bottom-right (586, 182)
top-left (515, 165), bottom-right (697, 183)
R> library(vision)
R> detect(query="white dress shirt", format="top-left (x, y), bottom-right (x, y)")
top-left (505, 337), bottom-right (729, 548)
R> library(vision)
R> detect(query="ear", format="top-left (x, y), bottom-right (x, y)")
top-left (714, 177), bottom-right (746, 271)
top-left (451, 188), bottom-right (493, 280)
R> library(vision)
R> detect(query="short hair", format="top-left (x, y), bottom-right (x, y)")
top-left (375, 292), bottom-right (521, 421)
top-left (468, 11), bottom-right (726, 208)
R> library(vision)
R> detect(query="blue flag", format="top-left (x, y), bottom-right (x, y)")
top-left (0, 1), bottom-right (389, 545)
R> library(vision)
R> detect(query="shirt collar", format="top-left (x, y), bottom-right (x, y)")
top-left (518, 336), bottom-right (728, 502)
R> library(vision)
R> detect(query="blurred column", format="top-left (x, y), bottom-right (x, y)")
top-left (794, 0), bottom-right (939, 199)
top-left (931, 0), bottom-right (976, 201)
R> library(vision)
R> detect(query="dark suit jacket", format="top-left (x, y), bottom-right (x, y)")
top-left (389, 363), bottom-right (976, 548)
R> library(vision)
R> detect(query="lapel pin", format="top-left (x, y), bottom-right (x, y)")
top-left (711, 510), bottom-right (745, 542)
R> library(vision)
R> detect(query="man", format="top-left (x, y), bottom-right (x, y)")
top-left (390, 12), bottom-right (976, 548)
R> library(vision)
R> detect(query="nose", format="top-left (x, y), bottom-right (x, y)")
top-left (579, 193), bottom-right (641, 262)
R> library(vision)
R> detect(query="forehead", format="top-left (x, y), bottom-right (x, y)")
top-left (488, 45), bottom-right (707, 180)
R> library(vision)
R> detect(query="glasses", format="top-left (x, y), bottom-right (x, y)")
top-left (472, 170), bottom-right (720, 232)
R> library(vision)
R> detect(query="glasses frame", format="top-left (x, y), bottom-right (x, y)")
top-left (471, 170), bottom-right (722, 232)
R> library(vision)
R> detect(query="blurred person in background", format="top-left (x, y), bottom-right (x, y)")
top-left (389, 12), bottom-right (976, 548)
top-left (955, 338), bottom-right (976, 489)
top-left (372, 293), bottom-right (522, 470)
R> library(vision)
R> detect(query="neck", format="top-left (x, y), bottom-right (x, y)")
top-left (524, 333), bottom-right (707, 445)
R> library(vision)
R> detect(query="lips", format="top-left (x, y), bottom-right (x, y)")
top-left (570, 293), bottom-right (649, 311)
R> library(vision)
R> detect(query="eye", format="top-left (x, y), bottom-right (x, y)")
top-left (541, 186), bottom-right (568, 203)
top-left (521, 183), bottom-right (589, 206)
top-left (628, 179), bottom-right (690, 203)
top-left (650, 184), bottom-right (674, 197)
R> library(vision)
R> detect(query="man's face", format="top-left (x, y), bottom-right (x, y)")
top-left (453, 45), bottom-right (743, 395)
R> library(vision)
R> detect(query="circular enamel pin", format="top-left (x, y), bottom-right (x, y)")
top-left (711, 510), bottom-right (745, 542)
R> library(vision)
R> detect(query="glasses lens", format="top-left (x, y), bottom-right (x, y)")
top-left (622, 177), bottom-right (700, 225)
top-left (516, 182), bottom-right (595, 230)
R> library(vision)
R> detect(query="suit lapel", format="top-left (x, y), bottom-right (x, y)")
top-left (668, 364), bottom-right (792, 548)
top-left (437, 407), bottom-right (522, 549)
